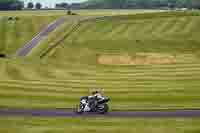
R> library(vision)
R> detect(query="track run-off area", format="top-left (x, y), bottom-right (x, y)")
top-left (1, 108), bottom-right (200, 118)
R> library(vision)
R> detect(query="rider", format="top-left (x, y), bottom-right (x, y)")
top-left (89, 90), bottom-right (104, 99)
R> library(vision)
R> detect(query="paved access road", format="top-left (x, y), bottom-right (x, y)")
top-left (1, 108), bottom-right (200, 118)
top-left (15, 17), bottom-right (67, 57)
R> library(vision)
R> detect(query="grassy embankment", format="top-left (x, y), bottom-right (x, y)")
top-left (0, 10), bottom-right (155, 56)
top-left (0, 11), bottom-right (200, 110)
top-left (0, 11), bottom-right (64, 55)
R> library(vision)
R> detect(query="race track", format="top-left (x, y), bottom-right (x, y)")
top-left (1, 108), bottom-right (200, 118)
top-left (15, 17), bottom-right (66, 57)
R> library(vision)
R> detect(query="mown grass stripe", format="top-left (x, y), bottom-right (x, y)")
top-left (47, 66), bottom-right (200, 73)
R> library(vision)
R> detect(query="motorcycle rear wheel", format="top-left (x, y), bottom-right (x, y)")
top-left (97, 104), bottom-right (109, 114)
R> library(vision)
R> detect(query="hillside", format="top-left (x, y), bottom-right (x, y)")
top-left (1, 9), bottom-right (200, 133)
top-left (1, 11), bottom-right (200, 110)
top-left (0, 12), bottom-right (61, 56)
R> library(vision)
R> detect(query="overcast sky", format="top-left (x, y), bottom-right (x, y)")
top-left (23, 0), bottom-right (87, 8)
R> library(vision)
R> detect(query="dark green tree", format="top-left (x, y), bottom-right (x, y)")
top-left (191, 0), bottom-right (200, 9)
top-left (35, 2), bottom-right (42, 9)
top-left (27, 2), bottom-right (34, 9)
top-left (0, 0), bottom-right (24, 10)
top-left (56, 3), bottom-right (69, 8)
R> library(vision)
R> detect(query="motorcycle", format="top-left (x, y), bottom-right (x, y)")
top-left (77, 95), bottom-right (110, 114)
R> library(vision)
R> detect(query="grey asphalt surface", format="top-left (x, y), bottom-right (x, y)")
top-left (15, 17), bottom-right (67, 57)
top-left (1, 108), bottom-right (200, 118)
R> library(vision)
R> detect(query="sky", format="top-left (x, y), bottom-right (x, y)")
top-left (22, 0), bottom-right (87, 8)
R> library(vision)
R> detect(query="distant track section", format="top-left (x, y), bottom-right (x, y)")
top-left (1, 108), bottom-right (200, 118)
top-left (15, 17), bottom-right (66, 57)
top-left (15, 16), bottom-right (106, 57)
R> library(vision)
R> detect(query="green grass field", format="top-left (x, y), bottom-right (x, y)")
top-left (0, 117), bottom-right (200, 133)
top-left (1, 9), bottom-right (200, 133)
top-left (0, 11), bottom-right (200, 110)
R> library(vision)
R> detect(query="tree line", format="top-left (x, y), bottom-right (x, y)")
top-left (0, 0), bottom-right (43, 10)
top-left (82, 0), bottom-right (200, 9)
top-left (27, 2), bottom-right (42, 9)
top-left (0, 0), bottom-right (24, 10)
top-left (1, 0), bottom-right (200, 10)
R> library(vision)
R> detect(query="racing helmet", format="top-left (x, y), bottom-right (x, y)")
top-left (91, 88), bottom-right (102, 95)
